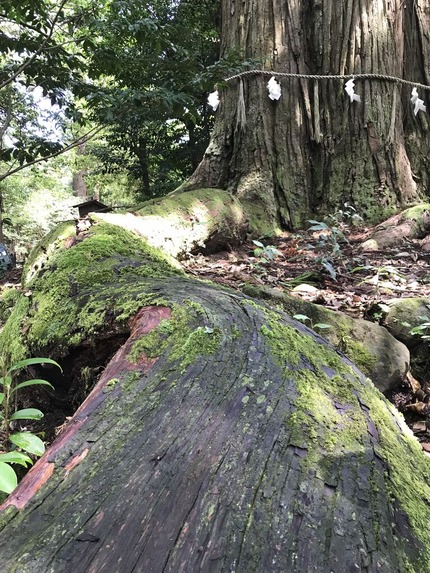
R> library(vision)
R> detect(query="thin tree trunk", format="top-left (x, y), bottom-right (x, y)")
top-left (186, 0), bottom-right (430, 228)
top-left (0, 86), bottom-right (13, 243)
top-left (133, 137), bottom-right (151, 195)
top-left (72, 143), bottom-right (89, 199)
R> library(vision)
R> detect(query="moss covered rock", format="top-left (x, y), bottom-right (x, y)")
top-left (242, 284), bottom-right (410, 393)
top-left (95, 188), bottom-right (249, 259)
top-left (361, 203), bottom-right (430, 251)
top-left (381, 297), bottom-right (430, 380)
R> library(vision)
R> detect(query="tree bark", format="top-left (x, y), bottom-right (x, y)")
top-left (186, 0), bottom-right (430, 229)
top-left (132, 137), bottom-right (151, 196)
top-left (1, 217), bottom-right (430, 571)
top-left (72, 143), bottom-right (89, 199)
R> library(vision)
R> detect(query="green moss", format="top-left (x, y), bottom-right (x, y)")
top-left (0, 287), bottom-right (21, 324)
top-left (259, 308), bottom-right (357, 400)
top-left (242, 285), bottom-right (381, 381)
top-left (134, 188), bottom-right (247, 245)
top-left (240, 198), bottom-right (282, 237)
top-left (128, 318), bottom-right (175, 361)
top-left (182, 300), bottom-right (206, 315)
top-left (384, 297), bottom-right (427, 339)
top-left (0, 295), bottom-right (30, 363)
top-left (136, 188), bottom-right (232, 215)
top-left (113, 293), bottom-right (166, 323)
top-left (176, 326), bottom-right (221, 369)
top-left (258, 306), bottom-right (363, 465)
top-left (231, 326), bottom-right (242, 339)
top-left (106, 378), bottom-right (120, 389)
top-left (23, 221), bottom-right (76, 286)
top-left (257, 304), bottom-right (369, 479)
top-left (260, 323), bottom-right (300, 367)
top-left (336, 330), bottom-right (377, 375)
top-left (255, 300), bottom-right (430, 570)
top-left (361, 204), bottom-right (397, 225)
top-left (362, 384), bottom-right (430, 570)
top-left (402, 203), bottom-right (430, 221)
top-left (12, 221), bottom-right (184, 354)
top-left (128, 303), bottom-right (222, 370)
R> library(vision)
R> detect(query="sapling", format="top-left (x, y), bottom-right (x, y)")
top-left (293, 314), bottom-right (332, 332)
top-left (252, 240), bottom-right (282, 263)
top-left (0, 356), bottom-right (61, 494)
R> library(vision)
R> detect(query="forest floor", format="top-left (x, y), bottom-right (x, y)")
top-left (183, 224), bottom-right (430, 317)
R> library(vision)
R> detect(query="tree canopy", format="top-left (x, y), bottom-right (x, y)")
top-left (1, 0), bottom-right (228, 196)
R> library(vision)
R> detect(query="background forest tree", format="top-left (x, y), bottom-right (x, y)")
top-left (0, 0), bottom-right (226, 251)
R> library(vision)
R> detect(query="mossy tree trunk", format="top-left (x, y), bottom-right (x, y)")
top-left (1, 220), bottom-right (430, 571)
top-left (186, 0), bottom-right (430, 228)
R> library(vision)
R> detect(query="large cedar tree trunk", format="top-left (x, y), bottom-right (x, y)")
top-left (0, 217), bottom-right (430, 571)
top-left (186, 0), bottom-right (430, 228)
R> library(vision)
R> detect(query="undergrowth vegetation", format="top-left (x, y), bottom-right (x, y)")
top-left (0, 357), bottom-right (61, 496)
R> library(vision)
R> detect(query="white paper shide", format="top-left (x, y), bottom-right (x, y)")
top-left (411, 87), bottom-right (426, 116)
top-left (344, 79), bottom-right (361, 103)
top-left (207, 90), bottom-right (220, 111)
top-left (267, 76), bottom-right (282, 101)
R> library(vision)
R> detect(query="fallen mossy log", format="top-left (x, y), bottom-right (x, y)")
top-left (97, 188), bottom-right (249, 259)
top-left (1, 220), bottom-right (430, 572)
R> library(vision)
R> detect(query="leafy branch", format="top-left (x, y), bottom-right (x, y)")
top-left (0, 0), bottom-right (69, 92)
top-left (0, 125), bottom-right (103, 183)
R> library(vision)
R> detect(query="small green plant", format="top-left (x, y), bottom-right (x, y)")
top-left (307, 219), bottom-right (347, 252)
top-left (293, 314), bottom-right (332, 332)
top-left (0, 356), bottom-right (61, 495)
top-left (306, 220), bottom-right (349, 280)
top-left (306, 205), bottom-right (363, 281)
top-left (252, 240), bottom-right (282, 263)
top-left (352, 264), bottom-right (405, 299)
top-left (410, 316), bottom-right (430, 341)
top-left (326, 203), bottom-right (363, 227)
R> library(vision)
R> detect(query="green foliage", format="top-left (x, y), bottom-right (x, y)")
top-left (326, 203), bottom-right (363, 226)
top-left (0, 146), bottom-right (141, 256)
top-left (73, 0), bottom-right (256, 198)
top-left (307, 219), bottom-right (347, 250)
top-left (293, 314), bottom-right (332, 332)
top-left (0, 156), bottom-right (76, 256)
top-left (76, 0), bottom-right (223, 197)
top-left (83, 121), bottom-right (196, 199)
top-left (306, 205), bottom-right (363, 280)
top-left (306, 220), bottom-right (346, 280)
top-left (410, 316), bottom-right (430, 342)
top-left (0, 356), bottom-right (61, 495)
top-left (252, 240), bottom-right (282, 263)
top-left (0, 0), bottom-right (95, 174)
